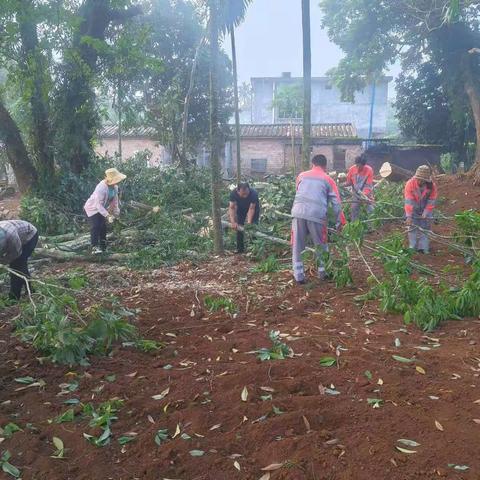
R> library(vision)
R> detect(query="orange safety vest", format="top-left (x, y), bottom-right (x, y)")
top-left (404, 178), bottom-right (437, 218)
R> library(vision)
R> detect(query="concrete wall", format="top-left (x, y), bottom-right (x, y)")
top-left (251, 78), bottom-right (389, 138)
top-left (230, 139), bottom-right (363, 176)
top-left (95, 137), bottom-right (170, 167)
top-left (252, 80), bottom-right (275, 124)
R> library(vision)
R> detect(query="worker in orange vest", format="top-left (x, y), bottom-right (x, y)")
top-left (404, 165), bottom-right (438, 254)
top-left (291, 154), bottom-right (346, 284)
top-left (345, 155), bottom-right (374, 221)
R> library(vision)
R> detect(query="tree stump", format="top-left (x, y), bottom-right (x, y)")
top-left (379, 162), bottom-right (413, 182)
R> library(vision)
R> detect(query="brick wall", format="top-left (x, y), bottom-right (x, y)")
top-left (231, 139), bottom-right (362, 175)
top-left (232, 139), bottom-right (286, 175)
top-left (95, 138), bottom-right (169, 167)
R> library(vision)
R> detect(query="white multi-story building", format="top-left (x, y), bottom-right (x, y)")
top-left (249, 72), bottom-right (391, 138)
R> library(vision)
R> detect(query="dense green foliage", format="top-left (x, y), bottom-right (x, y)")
top-left (396, 61), bottom-right (476, 165)
top-left (116, 159), bottom-right (217, 268)
top-left (356, 233), bottom-right (480, 331)
top-left (320, 0), bottom-right (480, 167)
top-left (455, 209), bottom-right (480, 249)
top-left (0, 0), bottom-right (234, 194)
top-left (14, 280), bottom-right (158, 365)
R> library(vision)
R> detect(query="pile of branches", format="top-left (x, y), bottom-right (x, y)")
top-left (33, 161), bottom-right (218, 268)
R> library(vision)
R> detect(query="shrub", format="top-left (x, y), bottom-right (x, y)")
top-left (20, 196), bottom-right (73, 235)
top-left (14, 284), bottom-right (155, 365)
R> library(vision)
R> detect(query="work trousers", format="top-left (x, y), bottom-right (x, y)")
top-left (236, 218), bottom-right (258, 253)
top-left (291, 218), bottom-right (328, 282)
top-left (408, 216), bottom-right (431, 253)
top-left (351, 199), bottom-right (374, 222)
top-left (89, 213), bottom-right (107, 250)
top-left (9, 233), bottom-right (39, 299)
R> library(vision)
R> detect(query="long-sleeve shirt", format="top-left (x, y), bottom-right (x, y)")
top-left (0, 220), bottom-right (38, 265)
top-left (84, 181), bottom-right (120, 218)
top-left (346, 164), bottom-right (374, 197)
top-left (291, 166), bottom-right (346, 226)
top-left (404, 178), bottom-right (438, 218)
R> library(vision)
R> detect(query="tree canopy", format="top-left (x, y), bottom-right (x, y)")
top-left (0, 0), bottom-right (234, 193)
top-left (320, 0), bottom-right (480, 176)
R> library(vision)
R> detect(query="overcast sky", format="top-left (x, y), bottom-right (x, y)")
top-left (226, 0), bottom-right (399, 97)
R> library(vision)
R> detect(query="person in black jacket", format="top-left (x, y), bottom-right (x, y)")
top-left (228, 183), bottom-right (260, 253)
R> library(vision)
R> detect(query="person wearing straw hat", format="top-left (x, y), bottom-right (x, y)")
top-left (404, 165), bottom-right (438, 254)
top-left (0, 220), bottom-right (38, 300)
top-left (84, 168), bottom-right (126, 255)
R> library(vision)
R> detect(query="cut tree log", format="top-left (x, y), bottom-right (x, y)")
top-left (39, 232), bottom-right (78, 244)
top-left (34, 248), bottom-right (128, 263)
top-left (130, 200), bottom-right (161, 212)
top-left (41, 227), bottom-right (141, 252)
top-left (379, 162), bottom-right (413, 182)
top-left (221, 220), bottom-right (290, 247)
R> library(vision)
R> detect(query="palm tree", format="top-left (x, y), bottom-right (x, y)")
top-left (221, 0), bottom-right (252, 183)
top-left (301, 0), bottom-right (311, 171)
top-left (206, 0), bottom-right (252, 254)
top-left (208, 0), bottom-right (224, 254)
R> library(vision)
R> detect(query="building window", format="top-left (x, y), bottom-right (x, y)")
top-left (251, 158), bottom-right (267, 173)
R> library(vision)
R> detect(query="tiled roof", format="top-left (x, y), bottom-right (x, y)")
top-left (238, 123), bottom-right (357, 139)
top-left (99, 123), bottom-right (358, 140)
top-left (251, 75), bottom-right (393, 83)
top-left (99, 125), bottom-right (157, 138)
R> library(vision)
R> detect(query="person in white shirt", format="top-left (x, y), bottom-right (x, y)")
top-left (84, 168), bottom-right (126, 254)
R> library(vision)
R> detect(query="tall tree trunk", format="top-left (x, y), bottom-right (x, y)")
top-left (117, 80), bottom-right (123, 161)
top-left (301, 0), bottom-right (311, 171)
top-left (291, 120), bottom-right (297, 175)
top-left (55, 0), bottom-right (141, 174)
top-left (209, 0), bottom-right (224, 254)
top-left (18, 0), bottom-right (54, 186)
top-left (231, 28), bottom-right (242, 184)
top-left (0, 100), bottom-right (37, 193)
top-left (181, 37), bottom-right (205, 169)
top-left (464, 51), bottom-right (480, 183)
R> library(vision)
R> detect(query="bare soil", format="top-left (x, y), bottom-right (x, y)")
top-left (0, 175), bottom-right (479, 480)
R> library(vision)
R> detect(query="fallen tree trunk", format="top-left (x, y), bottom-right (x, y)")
top-left (130, 200), bottom-right (160, 212)
top-left (221, 220), bottom-right (292, 248)
top-left (34, 248), bottom-right (128, 263)
top-left (129, 201), bottom-right (193, 216)
top-left (41, 227), bottom-right (141, 252)
top-left (379, 162), bottom-right (413, 182)
top-left (40, 232), bottom-right (78, 244)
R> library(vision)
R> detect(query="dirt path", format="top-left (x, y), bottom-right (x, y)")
top-left (0, 254), bottom-right (479, 480)
top-left (0, 174), bottom-right (478, 479)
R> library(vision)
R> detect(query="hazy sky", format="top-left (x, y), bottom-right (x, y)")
top-left (227, 0), bottom-right (399, 96)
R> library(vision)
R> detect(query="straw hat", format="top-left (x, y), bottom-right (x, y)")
top-left (105, 168), bottom-right (126, 185)
top-left (414, 165), bottom-right (432, 182)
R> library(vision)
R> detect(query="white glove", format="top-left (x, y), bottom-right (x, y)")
top-left (107, 215), bottom-right (115, 224)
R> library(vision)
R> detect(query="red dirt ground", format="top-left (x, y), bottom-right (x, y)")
top-left (0, 175), bottom-right (479, 480)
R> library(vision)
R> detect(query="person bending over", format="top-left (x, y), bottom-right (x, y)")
top-left (345, 154), bottom-right (375, 221)
top-left (228, 182), bottom-right (260, 253)
top-left (404, 165), bottom-right (437, 254)
top-left (0, 220), bottom-right (38, 300)
top-left (291, 154), bottom-right (346, 284)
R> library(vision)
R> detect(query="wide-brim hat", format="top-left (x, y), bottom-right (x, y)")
top-left (414, 165), bottom-right (432, 182)
top-left (105, 168), bottom-right (127, 185)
